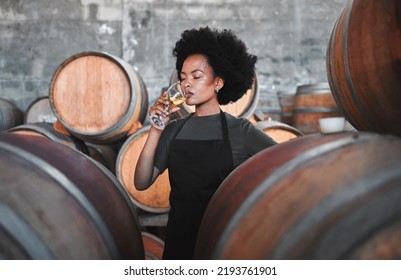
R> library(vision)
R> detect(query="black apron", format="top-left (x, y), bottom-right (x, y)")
top-left (163, 111), bottom-right (234, 259)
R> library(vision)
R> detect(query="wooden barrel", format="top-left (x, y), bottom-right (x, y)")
top-left (8, 122), bottom-right (89, 154)
top-left (293, 83), bottom-right (342, 134)
top-left (24, 97), bottom-right (57, 124)
top-left (142, 232), bottom-right (165, 260)
top-left (194, 132), bottom-right (401, 259)
top-left (0, 133), bottom-right (144, 259)
top-left (116, 126), bottom-right (170, 213)
top-left (49, 51), bottom-right (148, 144)
top-left (327, 0), bottom-right (401, 137)
top-left (169, 70), bottom-right (260, 119)
top-left (0, 98), bottom-right (23, 131)
top-left (257, 119), bottom-right (303, 143)
top-left (277, 91), bottom-right (295, 125)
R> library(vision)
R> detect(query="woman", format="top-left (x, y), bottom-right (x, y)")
top-left (135, 27), bottom-right (277, 260)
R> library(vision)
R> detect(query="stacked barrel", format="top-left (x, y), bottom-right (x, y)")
top-left (195, 132), bottom-right (401, 259)
top-left (326, 0), bottom-right (401, 137)
top-left (0, 51), bottom-right (153, 259)
top-left (49, 51), bottom-right (148, 144)
top-left (2, 0), bottom-right (401, 259)
top-left (276, 83), bottom-right (344, 135)
top-left (0, 133), bottom-right (145, 259)
top-left (195, 0), bottom-right (401, 260)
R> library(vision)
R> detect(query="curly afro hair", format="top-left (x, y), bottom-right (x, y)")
top-left (172, 26), bottom-right (257, 105)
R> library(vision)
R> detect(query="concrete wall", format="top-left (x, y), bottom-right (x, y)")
top-left (0, 0), bottom-right (347, 114)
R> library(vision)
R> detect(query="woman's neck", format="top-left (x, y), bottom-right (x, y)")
top-left (194, 104), bottom-right (220, 117)
top-left (194, 97), bottom-right (221, 117)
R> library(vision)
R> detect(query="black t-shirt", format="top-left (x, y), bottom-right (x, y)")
top-left (154, 112), bottom-right (277, 173)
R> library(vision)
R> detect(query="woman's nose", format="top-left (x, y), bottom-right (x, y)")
top-left (183, 83), bottom-right (190, 92)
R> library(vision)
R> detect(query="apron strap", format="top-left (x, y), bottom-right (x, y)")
top-left (171, 113), bottom-right (194, 140)
top-left (220, 110), bottom-right (229, 144)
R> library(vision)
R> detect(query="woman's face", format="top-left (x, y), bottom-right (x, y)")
top-left (180, 54), bottom-right (223, 108)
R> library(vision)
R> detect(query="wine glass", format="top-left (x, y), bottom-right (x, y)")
top-left (149, 82), bottom-right (186, 130)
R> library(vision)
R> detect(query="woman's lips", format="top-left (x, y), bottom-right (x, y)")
top-left (185, 91), bottom-right (193, 99)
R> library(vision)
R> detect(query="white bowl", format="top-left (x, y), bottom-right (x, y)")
top-left (319, 117), bottom-right (345, 134)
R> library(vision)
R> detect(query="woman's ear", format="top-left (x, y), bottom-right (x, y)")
top-left (216, 77), bottom-right (225, 92)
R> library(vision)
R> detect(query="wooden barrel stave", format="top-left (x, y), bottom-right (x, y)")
top-left (0, 201), bottom-right (54, 259)
top-left (0, 133), bottom-right (144, 259)
top-left (142, 231), bottom-right (165, 260)
top-left (350, 219), bottom-right (401, 260)
top-left (267, 161), bottom-right (401, 259)
top-left (195, 132), bottom-right (401, 259)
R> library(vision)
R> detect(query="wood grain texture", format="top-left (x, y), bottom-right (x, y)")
top-left (195, 132), bottom-right (401, 259)
top-left (0, 133), bottom-right (144, 259)
top-left (327, 0), bottom-right (401, 136)
top-left (116, 126), bottom-right (170, 213)
top-left (49, 52), bottom-right (148, 143)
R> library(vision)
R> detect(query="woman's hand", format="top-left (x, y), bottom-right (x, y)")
top-left (149, 91), bottom-right (181, 127)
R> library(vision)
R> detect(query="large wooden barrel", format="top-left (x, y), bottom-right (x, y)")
top-left (194, 132), bottom-right (401, 259)
top-left (49, 51), bottom-right (148, 144)
top-left (24, 97), bottom-right (57, 124)
top-left (0, 133), bottom-right (144, 259)
top-left (292, 83), bottom-right (343, 134)
top-left (327, 0), bottom-right (401, 136)
top-left (142, 232), bottom-right (165, 260)
top-left (257, 119), bottom-right (303, 143)
top-left (0, 98), bottom-right (23, 131)
top-left (8, 122), bottom-right (89, 154)
top-left (169, 70), bottom-right (260, 119)
top-left (116, 126), bottom-right (170, 213)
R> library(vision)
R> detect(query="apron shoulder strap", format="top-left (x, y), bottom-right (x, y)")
top-left (220, 110), bottom-right (230, 144)
top-left (171, 113), bottom-right (194, 140)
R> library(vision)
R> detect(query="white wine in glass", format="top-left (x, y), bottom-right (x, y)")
top-left (149, 82), bottom-right (185, 130)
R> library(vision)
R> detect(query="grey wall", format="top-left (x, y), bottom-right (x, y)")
top-left (0, 0), bottom-right (347, 114)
